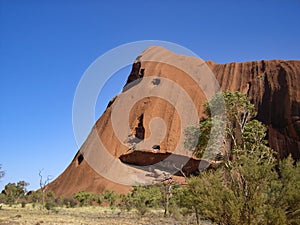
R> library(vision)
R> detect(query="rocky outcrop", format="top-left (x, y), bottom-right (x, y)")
top-left (47, 47), bottom-right (300, 196)
top-left (208, 60), bottom-right (300, 159)
top-left (119, 150), bottom-right (211, 176)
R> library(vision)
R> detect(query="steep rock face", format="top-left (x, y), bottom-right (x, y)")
top-left (46, 151), bottom-right (131, 196)
top-left (208, 60), bottom-right (300, 158)
top-left (47, 47), bottom-right (300, 196)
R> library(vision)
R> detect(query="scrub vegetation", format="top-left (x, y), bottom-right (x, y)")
top-left (1, 92), bottom-right (299, 225)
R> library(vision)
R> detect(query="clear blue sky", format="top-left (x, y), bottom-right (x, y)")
top-left (0, 0), bottom-right (299, 191)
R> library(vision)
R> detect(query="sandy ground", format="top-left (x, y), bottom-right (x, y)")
top-left (0, 204), bottom-right (182, 225)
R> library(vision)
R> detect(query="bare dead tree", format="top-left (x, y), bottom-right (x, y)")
top-left (39, 169), bottom-right (52, 209)
top-left (173, 163), bottom-right (187, 181)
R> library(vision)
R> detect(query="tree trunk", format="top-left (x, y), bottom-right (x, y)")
top-left (42, 189), bottom-right (45, 209)
top-left (164, 184), bottom-right (169, 217)
top-left (195, 207), bottom-right (200, 225)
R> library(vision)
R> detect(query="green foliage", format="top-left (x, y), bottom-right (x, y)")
top-left (111, 91), bottom-right (299, 224)
top-left (177, 152), bottom-right (300, 225)
top-left (46, 191), bottom-right (55, 201)
top-left (73, 191), bottom-right (95, 207)
top-left (184, 125), bottom-right (201, 153)
top-left (269, 156), bottom-right (300, 224)
top-left (45, 201), bottom-right (55, 211)
top-left (102, 190), bottom-right (118, 209)
top-left (0, 181), bottom-right (3, 209)
top-left (181, 91), bottom-right (300, 224)
top-left (61, 196), bottom-right (78, 208)
top-left (130, 185), bottom-right (162, 215)
top-left (0, 193), bottom-right (5, 204)
top-left (42, 191), bottom-right (57, 211)
top-left (118, 193), bottom-right (133, 212)
top-left (184, 119), bottom-right (213, 158)
top-left (95, 193), bottom-right (103, 206)
top-left (185, 91), bottom-right (259, 160)
top-left (2, 180), bottom-right (29, 205)
top-left (29, 190), bottom-right (42, 204)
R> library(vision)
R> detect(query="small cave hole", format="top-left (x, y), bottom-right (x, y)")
top-left (152, 145), bottom-right (160, 150)
top-left (152, 78), bottom-right (160, 86)
top-left (77, 154), bottom-right (84, 165)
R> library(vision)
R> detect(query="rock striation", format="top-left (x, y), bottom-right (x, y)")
top-left (47, 47), bottom-right (300, 196)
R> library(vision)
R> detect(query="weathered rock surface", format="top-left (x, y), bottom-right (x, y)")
top-left (119, 150), bottom-right (211, 176)
top-left (208, 59), bottom-right (300, 159)
top-left (47, 47), bottom-right (300, 196)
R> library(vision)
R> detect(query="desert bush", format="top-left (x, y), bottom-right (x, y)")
top-left (0, 193), bottom-right (5, 204)
top-left (45, 201), bottom-right (56, 211)
top-left (95, 194), bottom-right (103, 206)
top-left (28, 190), bottom-right (42, 204)
top-left (130, 185), bottom-right (162, 216)
top-left (62, 196), bottom-right (78, 208)
top-left (180, 91), bottom-right (300, 224)
top-left (54, 196), bottom-right (63, 206)
top-left (73, 191), bottom-right (95, 206)
top-left (177, 154), bottom-right (300, 225)
top-left (46, 191), bottom-right (55, 202)
top-left (118, 193), bottom-right (133, 212)
top-left (1, 181), bottom-right (29, 206)
top-left (102, 190), bottom-right (118, 209)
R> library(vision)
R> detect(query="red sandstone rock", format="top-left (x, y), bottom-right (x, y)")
top-left (47, 47), bottom-right (300, 196)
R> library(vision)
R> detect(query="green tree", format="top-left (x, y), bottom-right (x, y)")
top-left (266, 156), bottom-right (300, 224)
top-left (16, 181), bottom-right (29, 195)
top-left (185, 91), bottom-right (257, 160)
top-left (2, 181), bottom-right (29, 206)
top-left (130, 185), bottom-right (162, 216)
top-left (29, 190), bottom-right (42, 206)
top-left (181, 91), bottom-right (300, 224)
top-left (182, 171), bottom-right (237, 225)
top-left (180, 151), bottom-right (300, 225)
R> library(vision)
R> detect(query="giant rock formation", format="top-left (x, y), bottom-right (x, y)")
top-left (47, 47), bottom-right (300, 196)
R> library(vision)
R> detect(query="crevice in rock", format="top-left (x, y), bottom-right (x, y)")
top-left (125, 62), bottom-right (141, 86)
top-left (139, 68), bottom-right (145, 78)
top-left (134, 114), bottom-right (145, 140)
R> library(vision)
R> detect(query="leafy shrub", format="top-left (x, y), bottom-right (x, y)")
top-left (130, 185), bottom-right (162, 216)
top-left (179, 91), bottom-right (300, 224)
top-left (102, 190), bottom-right (118, 209)
top-left (73, 191), bottom-right (95, 206)
top-left (63, 197), bottom-right (78, 208)
top-left (118, 193), bottom-right (133, 212)
top-left (45, 201), bottom-right (55, 211)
